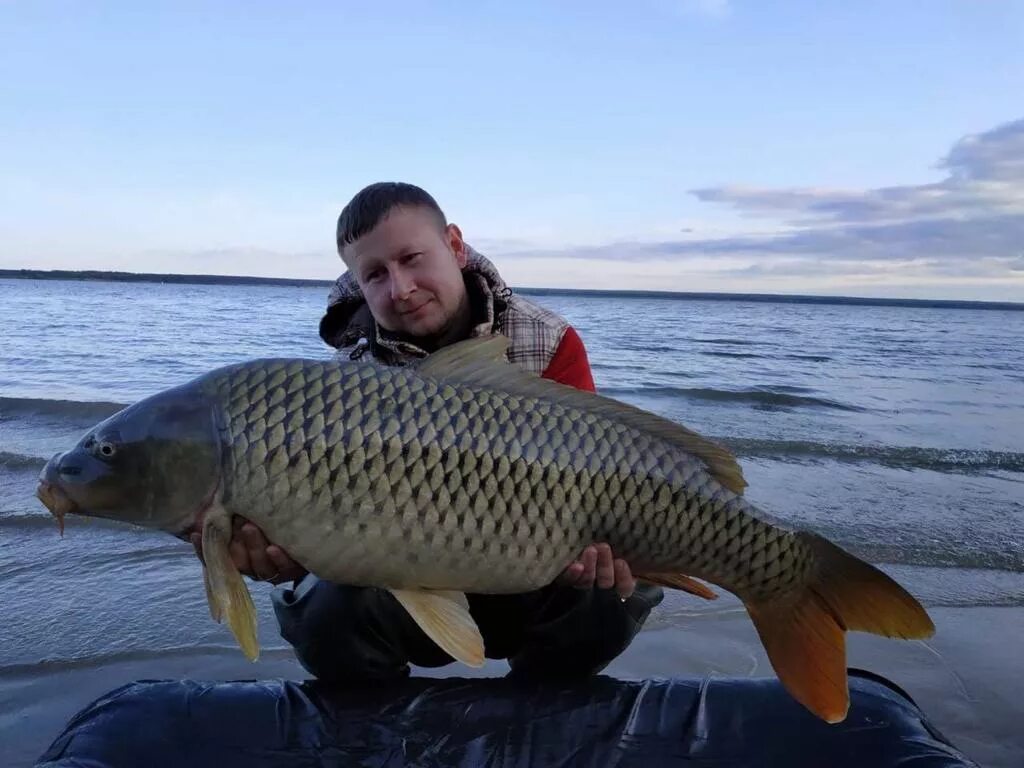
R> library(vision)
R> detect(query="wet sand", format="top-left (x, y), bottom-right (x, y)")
top-left (2, 606), bottom-right (1020, 768)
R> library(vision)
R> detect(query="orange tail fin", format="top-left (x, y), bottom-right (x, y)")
top-left (635, 571), bottom-right (718, 600)
top-left (744, 532), bottom-right (935, 724)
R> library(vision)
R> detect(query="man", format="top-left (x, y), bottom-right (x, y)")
top-left (193, 182), bottom-right (664, 681)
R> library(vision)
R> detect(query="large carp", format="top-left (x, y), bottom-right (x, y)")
top-left (36, 335), bottom-right (934, 723)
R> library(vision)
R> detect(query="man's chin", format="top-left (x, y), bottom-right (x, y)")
top-left (400, 311), bottom-right (446, 338)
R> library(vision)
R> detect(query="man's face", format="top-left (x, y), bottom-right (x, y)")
top-left (342, 205), bottom-right (469, 340)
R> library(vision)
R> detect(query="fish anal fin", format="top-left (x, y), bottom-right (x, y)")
top-left (411, 335), bottom-right (747, 495)
top-left (202, 514), bottom-right (259, 661)
top-left (636, 571), bottom-right (718, 600)
top-left (389, 588), bottom-right (485, 667)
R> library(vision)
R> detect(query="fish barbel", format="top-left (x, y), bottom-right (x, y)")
top-left (36, 335), bottom-right (934, 722)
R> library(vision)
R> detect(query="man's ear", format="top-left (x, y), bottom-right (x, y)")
top-left (338, 243), bottom-right (355, 272)
top-left (447, 223), bottom-right (468, 268)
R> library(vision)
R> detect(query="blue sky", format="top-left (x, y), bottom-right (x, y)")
top-left (2, 1), bottom-right (1022, 300)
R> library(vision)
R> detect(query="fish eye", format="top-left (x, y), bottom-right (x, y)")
top-left (98, 441), bottom-right (117, 458)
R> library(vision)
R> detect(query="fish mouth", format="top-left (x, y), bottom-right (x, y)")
top-left (36, 462), bottom-right (79, 537)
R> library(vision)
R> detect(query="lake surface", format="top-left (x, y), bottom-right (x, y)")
top-left (1, 277), bottom-right (1021, 765)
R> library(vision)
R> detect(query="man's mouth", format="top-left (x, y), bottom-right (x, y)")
top-left (400, 299), bottom-right (432, 316)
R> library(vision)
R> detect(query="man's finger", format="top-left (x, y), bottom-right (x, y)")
top-left (614, 558), bottom-right (635, 600)
top-left (241, 522), bottom-right (268, 550)
top-left (557, 561), bottom-right (582, 589)
top-left (579, 546), bottom-right (597, 587)
top-left (267, 545), bottom-right (305, 582)
top-left (595, 543), bottom-right (615, 589)
top-left (228, 533), bottom-right (252, 576)
top-left (243, 524), bottom-right (276, 579)
top-left (266, 545), bottom-right (292, 572)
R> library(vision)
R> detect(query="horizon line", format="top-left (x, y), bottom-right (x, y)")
top-left (1, 267), bottom-right (1021, 311)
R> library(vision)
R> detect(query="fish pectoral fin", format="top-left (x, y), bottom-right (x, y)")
top-left (202, 564), bottom-right (224, 623)
top-left (389, 588), bottom-right (485, 667)
top-left (635, 571), bottom-right (718, 600)
top-left (202, 518), bottom-right (259, 661)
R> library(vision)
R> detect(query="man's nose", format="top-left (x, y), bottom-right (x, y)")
top-left (389, 269), bottom-right (415, 301)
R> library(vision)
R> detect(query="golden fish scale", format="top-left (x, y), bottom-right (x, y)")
top-left (204, 359), bottom-right (812, 598)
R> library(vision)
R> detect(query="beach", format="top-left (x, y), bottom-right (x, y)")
top-left (3, 600), bottom-right (1020, 766)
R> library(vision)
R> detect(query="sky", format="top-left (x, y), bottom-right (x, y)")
top-left (1, 1), bottom-right (1023, 301)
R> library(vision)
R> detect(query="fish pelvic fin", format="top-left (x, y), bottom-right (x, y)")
top-left (202, 515), bottom-right (259, 661)
top-left (413, 335), bottom-right (747, 495)
top-left (389, 588), bottom-right (485, 667)
top-left (635, 571), bottom-right (718, 600)
top-left (744, 532), bottom-right (935, 724)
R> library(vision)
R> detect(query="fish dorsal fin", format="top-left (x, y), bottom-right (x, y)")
top-left (413, 336), bottom-right (747, 495)
top-left (414, 334), bottom-right (512, 377)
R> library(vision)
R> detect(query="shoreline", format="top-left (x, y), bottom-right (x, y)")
top-left (2, 605), bottom-right (1019, 767)
top-left (3, 270), bottom-right (1022, 311)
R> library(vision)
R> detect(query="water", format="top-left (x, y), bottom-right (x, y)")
top-left (1, 277), bottom-right (1023, 670)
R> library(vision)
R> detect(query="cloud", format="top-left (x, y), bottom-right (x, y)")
top-left (497, 118), bottom-right (1024, 288)
top-left (690, 120), bottom-right (1024, 226)
top-left (941, 119), bottom-right (1024, 184)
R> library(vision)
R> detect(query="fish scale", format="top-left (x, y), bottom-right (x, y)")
top-left (207, 357), bottom-right (807, 598)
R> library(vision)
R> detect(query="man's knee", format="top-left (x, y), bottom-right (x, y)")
top-left (272, 577), bottom-right (414, 683)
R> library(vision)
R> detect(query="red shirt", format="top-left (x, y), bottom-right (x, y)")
top-left (540, 326), bottom-right (596, 393)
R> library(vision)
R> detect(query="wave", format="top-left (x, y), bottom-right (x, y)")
top-left (0, 644), bottom-right (297, 679)
top-left (0, 511), bottom-right (131, 532)
top-left (606, 385), bottom-right (862, 411)
top-left (0, 541), bottom-right (188, 580)
top-left (627, 344), bottom-right (678, 354)
top-left (700, 351), bottom-right (764, 359)
top-left (721, 438), bottom-right (1024, 475)
top-left (689, 338), bottom-right (759, 346)
top-left (0, 395), bottom-right (126, 422)
top-left (851, 543), bottom-right (1023, 574)
top-left (0, 450), bottom-right (45, 471)
top-left (966, 362), bottom-right (1021, 372)
top-left (784, 353), bottom-right (833, 362)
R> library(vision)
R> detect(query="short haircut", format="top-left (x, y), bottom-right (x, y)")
top-left (336, 182), bottom-right (448, 251)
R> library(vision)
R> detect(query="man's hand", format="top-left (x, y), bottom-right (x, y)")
top-left (559, 543), bottom-right (636, 600)
top-left (190, 516), bottom-right (308, 586)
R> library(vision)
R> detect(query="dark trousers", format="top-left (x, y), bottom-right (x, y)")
top-left (271, 576), bottom-right (664, 683)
